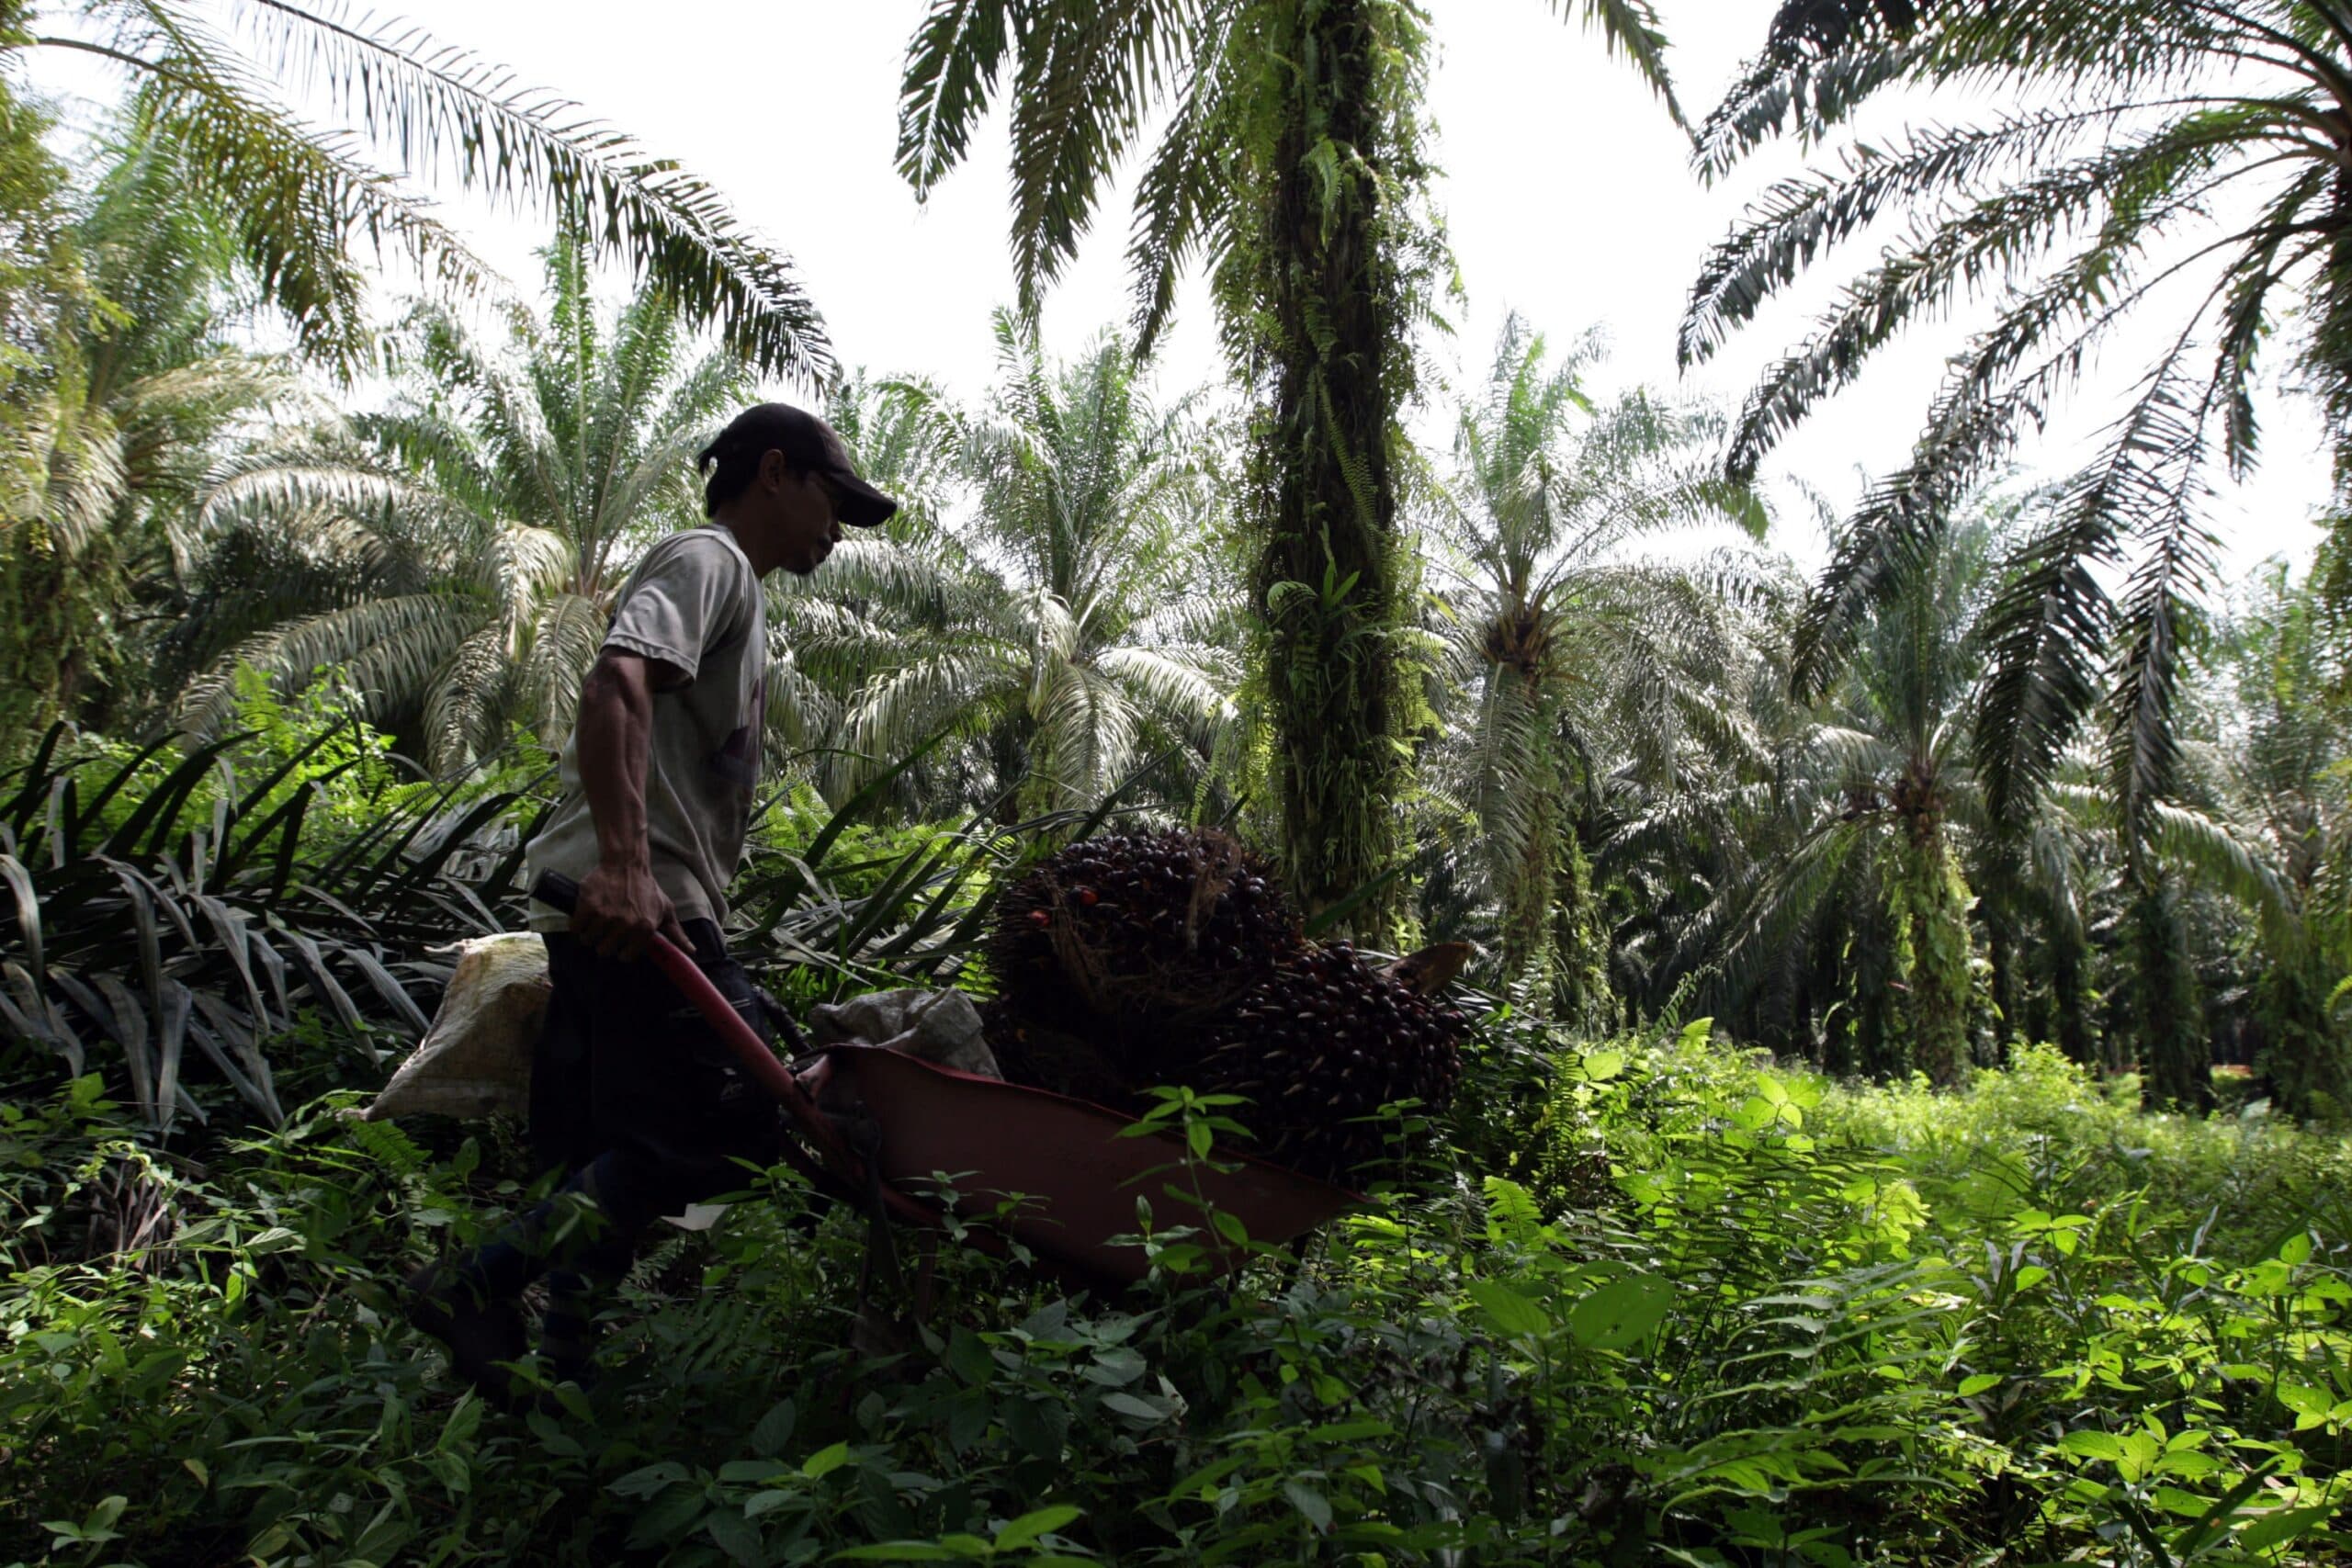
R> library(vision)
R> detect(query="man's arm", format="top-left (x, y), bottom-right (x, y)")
top-left (569, 649), bottom-right (692, 960)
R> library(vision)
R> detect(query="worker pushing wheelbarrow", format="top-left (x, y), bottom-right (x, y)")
top-left (403, 401), bottom-right (895, 1406)
top-left (401, 402), bottom-right (1453, 1409)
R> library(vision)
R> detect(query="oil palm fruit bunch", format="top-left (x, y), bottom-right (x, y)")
top-left (988, 827), bottom-right (1302, 1054)
top-left (1189, 942), bottom-right (1468, 1183)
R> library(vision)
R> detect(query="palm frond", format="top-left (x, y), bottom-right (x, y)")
top-left (226, 0), bottom-right (835, 381)
top-left (516, 589), bottom-right (605, 748)
top-left (1695, 818), bottom-right (1866, 1012)
top-left (1548, 0), bottom-right (1683, 125)
top-left (896, 0), bottom-right (1021, 197)
top-left (1000, 1), bottom-right (1193, 315)
top-left (1124, 7), bottom-right (1238, 353)
top-left (181, 592), bottom-right (486, 738)
top-left (1973, 493), bottom-right (2116, 827)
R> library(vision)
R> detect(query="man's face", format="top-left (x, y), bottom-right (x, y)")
top-left (755, 452), bottom-right (843, 575)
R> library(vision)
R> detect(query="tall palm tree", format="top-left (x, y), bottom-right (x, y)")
top-left (895, 0), bottom-right (1679, 931)
top-left (1688, 0), bottom-right (2352, 1032)
top-left (169, 232), bottom-right (743, 769)
top-left (2177, 564), bottom-right (2352, 1112)
top-left (0, 115), bottom-right (296, 742)
top-left (773, 317), bottom-right (1238, 821)
top-left (1428, 316), bottom-right (1765, 1021)
top-left (1615, 512), bottom-right (2022, 1084)
top-left (8, 0), bottom-right (831, 383)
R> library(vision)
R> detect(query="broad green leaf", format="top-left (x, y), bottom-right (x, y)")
top-left (718, 1459), bottom-right (784, 1483)
top-left (2276, 1384), bottom-right (2331, 1418)
top-left (2058, 1430), bottom-right (2125, 1463)
top-left (2236, 1505), bottom-right (2337, 1554)
top-left (995, 1504), bottom-right (1082, 1551)
top-left (1465, 1280), bottom-right (1551, 1340)
top-left (1283, 1480), bottom-right (1333, 1532)
top-left (708, 1510), bottom-right (765, 1567)
top-left (831, 1545), bottom-right (967, 1562)
top-left (1567, 1276), bottom-right (1673, 1351)
top-left (751, 1398), bottom-right (797, 1459)
top-left (1100, 1391), bottom-right (1172, 1423)
top-left (801, 1441), bottom-right (854, 1480)
top-left (611, 1461), bottom-right (689, 1498)
top-left (1578, 1047), bottom-right (1626, 1081)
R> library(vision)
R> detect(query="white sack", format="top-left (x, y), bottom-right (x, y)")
top-left (364, 932), bottom-right (548, 1121)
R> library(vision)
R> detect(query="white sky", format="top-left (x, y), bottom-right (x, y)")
top-left (54, 0), bottom-right (2338, 572)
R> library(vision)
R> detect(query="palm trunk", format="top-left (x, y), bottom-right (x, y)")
top-left (0, 526), bottom-right (121, 744)
top-left (1986, 919), bottom-right (2017, 1068)
top-left (1254, 0), bottom-right (1407, 939)
top-left (989, 718), bottom-right (1032, 827)
top-left (1852, 875), bottom-right (1906, 1080)
top-left (1548, 818), bottom-right (1616, 1034)
top-left (2049, 922), bottom-right (2096, 1067)
top-left (1498, 760), bottom-right (1558, 1006)
top-left (1894, 829), bottom-right (1972, 1088)
top-left (2251, 946), bottom-right (2336, 1116)
top-left (2130, 872), bottom-right (2211, 1111)
top-left (2319, 163), bottom-right (2352, 606)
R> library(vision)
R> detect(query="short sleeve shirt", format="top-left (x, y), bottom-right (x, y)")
top-left (526, 525), bottom-right (767, 929)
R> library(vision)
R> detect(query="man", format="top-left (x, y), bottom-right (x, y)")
top-left (406, 403), bottom-right (896, 1404)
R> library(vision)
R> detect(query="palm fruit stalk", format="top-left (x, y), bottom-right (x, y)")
top-left (1188, 942), bottom-right (1468, 1183)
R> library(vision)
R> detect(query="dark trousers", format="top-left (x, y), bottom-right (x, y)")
top-left (525, 919), bottom-right (782, 1250)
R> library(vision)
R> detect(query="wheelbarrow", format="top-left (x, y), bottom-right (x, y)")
top-left (530, 874), bottom-right (1360, 1292)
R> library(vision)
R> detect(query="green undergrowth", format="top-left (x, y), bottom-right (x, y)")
top-left (5, 1028), bottom-right (2351, 1565)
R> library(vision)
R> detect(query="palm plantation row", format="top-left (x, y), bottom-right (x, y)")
top-left (5, 0), bottom-right (2352, 1122)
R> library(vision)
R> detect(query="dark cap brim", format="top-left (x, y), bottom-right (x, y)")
top-left (830, 471), bottom-right (898, 527)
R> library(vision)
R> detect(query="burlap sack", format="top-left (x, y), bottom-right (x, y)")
top-left (808, 987), bottom-right (1000, 1078)
top-left (364, 932), bottom-right (549, 1121)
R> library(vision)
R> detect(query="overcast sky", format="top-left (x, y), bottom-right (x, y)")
top-left (133, 0), bottom-right (2344, 572)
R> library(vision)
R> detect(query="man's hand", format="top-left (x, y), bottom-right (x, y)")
top-left (571, 858), bottom-right (688, 961)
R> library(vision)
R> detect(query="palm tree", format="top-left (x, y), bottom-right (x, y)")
top-left (895, 0), bottom-right (1679, 931)
top-left (1426, 316), bottom-right (1765, 1021)
top-left (760, 367), bottom-right (997, 807)
top-left (0, 116), bottom-right (297, 742)
top-left (2173, 565), bottom-right (2352, 1112)
top-left (772, 317), bottom-right (1238, 821)
top-left (168, 232), bottom-right (743, 769)
top-left (9, 0), bottom-right (830, 382)
top-left (1614, 512), bottom-right (2025, 1083)
top-left (1688, 1), bottom-right (2352, 1058)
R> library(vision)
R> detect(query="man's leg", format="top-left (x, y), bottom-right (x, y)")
top-left (411, 921), bottom-right (777, 1396)
top-left (408, 931), bottom-right (661, 1399)
top-left (525, 921), bottom-right (781, 1381)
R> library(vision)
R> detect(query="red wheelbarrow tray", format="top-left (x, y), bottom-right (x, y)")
top-left (808, 1044), bottom-right (1365, 1286)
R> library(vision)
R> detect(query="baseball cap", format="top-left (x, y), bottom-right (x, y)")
top-left (699, 403), bottom-right (899, 527)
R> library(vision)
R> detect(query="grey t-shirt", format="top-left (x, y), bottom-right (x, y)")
top-left (526, 525), bottom-right (767, 930)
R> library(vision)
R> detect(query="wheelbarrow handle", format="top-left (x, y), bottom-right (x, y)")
top-left (528, 871), bottom-right (939, 1231)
